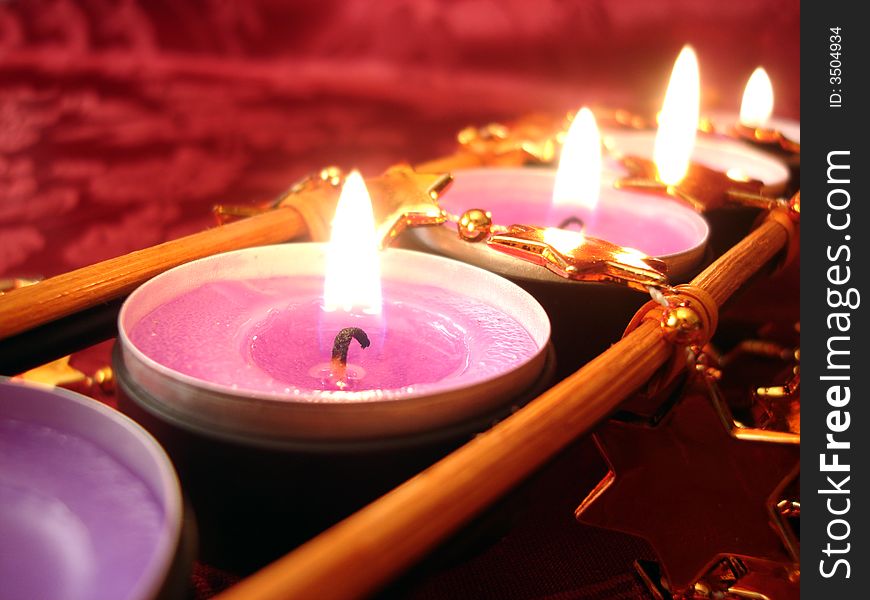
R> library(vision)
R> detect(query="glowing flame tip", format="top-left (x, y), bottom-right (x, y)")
top-left (653, 45), bottom-right (700, 187)
top-left (552, 106), bottom-right (601, 211)
top-left (739, 67), bottom-right (774, 128)
top-left (323, 170), bottom-right (383, 314)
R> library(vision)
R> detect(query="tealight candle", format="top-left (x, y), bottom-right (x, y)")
top-left (412, 108), bottom-right (709, 281)
top-left (406, 108), bottom-right (709, 378)
top-left (119, 245), bottom-right (550, 440)
top-left (413, 169), bottom-right (708, 282)
top-left (115, 172), bottom-right (551, 569)
top-left (704, 67), bottom-right (801, 145)
top-left (0, 378), bottom-right (185, 600)
top-left (603, 50), bottom-right (791, 195)
top-left (603, 129), bottom-right (790, 193)
top-left (602, 46), bottom-right (792, 258)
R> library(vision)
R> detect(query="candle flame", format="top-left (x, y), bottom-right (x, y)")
top-left (653, 45), bottom-right (700, 187)
top-left (739, 67), bottom-right (774, 128)
top-left (552, 107), bottom-right (601, 212)
top-left (323, 170), bottom-right (383, 314)
top-left (726, 167), bottom-right (751, 182)
top-left (542, 227), bottom-right (585, 254)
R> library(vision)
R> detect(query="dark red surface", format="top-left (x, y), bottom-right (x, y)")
top-left (1, 1), bottom-right (799, 598)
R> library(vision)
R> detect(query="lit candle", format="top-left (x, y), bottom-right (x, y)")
top-left (115, 173), bottom-right (551, 568)
top-left (119, 171), bottom-right (549, 439)
top-left (406, 109), bottom-right (707, 379)
top-left (1, 379), bottom-right (184, 600)
top-left (604, 47), bottom-right (791, 194)
top-left (412, 108), bottom-right (709, 282)
top-left (703, 66), bottom-right (800, 148)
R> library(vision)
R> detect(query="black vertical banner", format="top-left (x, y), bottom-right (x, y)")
top-left (801, 0), bottom-right (869, 596)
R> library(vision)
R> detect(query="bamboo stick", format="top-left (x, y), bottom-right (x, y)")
top-left (0, 208), bottom-right (305, 340)
top-left (216, 217), bottom-right (792, 600)
top-left (0, 159), bottom-right (464, 344)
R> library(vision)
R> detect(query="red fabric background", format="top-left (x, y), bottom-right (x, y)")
top-left (1, 0), bottom-right (799, 278)
top-left (1, 1), bottom-right (799, 598)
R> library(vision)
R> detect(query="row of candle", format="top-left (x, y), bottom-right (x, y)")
top-left (124, 46), bottom-right (798, 421)
top-left (7, 44), bottom-right (800, 587)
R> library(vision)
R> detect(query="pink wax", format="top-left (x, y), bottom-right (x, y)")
top-left (119, 245), bottom-right (550, 439)
top-left (437, 168), bottom-right (708, 259)
top-left (129, 276), bottom-right (538, 398)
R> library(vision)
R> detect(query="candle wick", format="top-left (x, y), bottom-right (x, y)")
top-left (330, 327), bottom-right (371, 388)
top-left (558, 216), bottom-right (586, 232)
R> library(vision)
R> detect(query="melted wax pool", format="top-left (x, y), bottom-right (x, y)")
top-left (129, 276), bottom-right (538, 398)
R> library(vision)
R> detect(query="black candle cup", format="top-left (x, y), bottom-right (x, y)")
top-left (401, 234), bottom-right (712, 381)
top-left (115, 342), bottom-right (555, 573)
top-left (113, 244), bottom-right (555, 572)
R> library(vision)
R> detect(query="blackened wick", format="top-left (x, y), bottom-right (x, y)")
top-left (558, 216), bottom-right (586, 231)
top-left (331, 327), bottom-right (371, 368)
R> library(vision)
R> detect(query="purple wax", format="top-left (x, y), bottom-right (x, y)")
top-left (0, 380), bottom-right (181, 600)
top-left (128, 276), bottom-right (539, 398)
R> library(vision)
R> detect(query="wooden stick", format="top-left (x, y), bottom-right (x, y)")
top-left (216, 217), bottom-right (792, 600)
top-left (0, 208), bottom-right (305, 340)
top-left (0, 158), bottom-right (463, 344)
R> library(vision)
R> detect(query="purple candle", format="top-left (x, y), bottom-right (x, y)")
top-left (118, 173), bottom-right (550, 442)
top-left (0, 379), bottom-right (182, 600)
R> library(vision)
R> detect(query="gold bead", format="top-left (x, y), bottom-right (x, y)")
top-left (94, 367), bottom-right (115, 394)
top-left (661, 304), bottom-right (704, 345)
top-left (788, 192), bottom-right (800, 220)
top-left (457, 209), bottom-right (493, 242)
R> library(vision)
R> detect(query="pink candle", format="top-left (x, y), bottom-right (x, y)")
top-left (119, 244), bottom-right (550, 441)
top-left (415, 167), bottom-right (708, 280)
top-left (411, 106), bottom-right (709, 281)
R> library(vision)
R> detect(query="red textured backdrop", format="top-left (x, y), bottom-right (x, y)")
top-left (2, 0), bottom-right (798, 277)
top-left (0, 1), bottom-right (799, 598)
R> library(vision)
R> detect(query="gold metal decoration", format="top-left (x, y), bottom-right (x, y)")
top-left (454, 108), bottom-right (650, 167)
top-left (700, 118), bottom-right (800, 156)
top-left (661, 305), bottom-right (706, 346)
top-left (14, 357), bottom-right (115, 395)
top-left (213, 165), bottom-right (451, 248)
top-left (364, 164), bottom-right (451, 248)
top-left (577, 371), bottom-right (799, 595)
top-left (488, 224), bottom-right (668, 291)
top-left (457, 208), bottom-right (493, 242)
top-left (14, 356), bottom-right (89, 387)
top-left (706, 322), bottom-right (801, 435)
top-left (456, 113), bottom-right (568, 166)
top-left (213, 166), bottom-right (345, 225)
top-left (636, 556), bottom-right (799, 599)
top-left (615, 155), bottom-right (769, 213)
